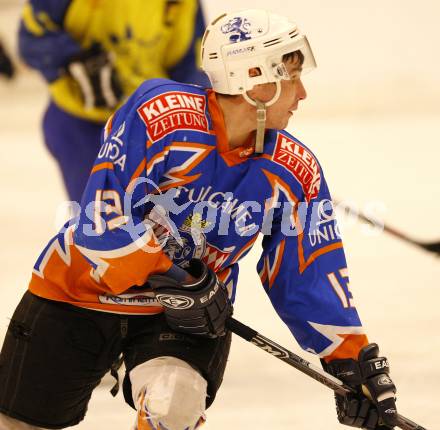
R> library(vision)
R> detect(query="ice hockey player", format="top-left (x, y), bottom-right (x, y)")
top-left (18, 0), bottom-right (209, 202)
top-left (0, 9), bottom-right (398, 430)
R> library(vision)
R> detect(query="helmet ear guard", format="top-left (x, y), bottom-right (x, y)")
top-left (272, 62), bottom-right (291, 81)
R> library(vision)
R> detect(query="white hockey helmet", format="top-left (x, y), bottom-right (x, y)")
top-left (201, 9), bottom-right (316, 95)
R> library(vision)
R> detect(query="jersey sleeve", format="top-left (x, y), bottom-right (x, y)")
top-left (165, 0), bottom-right (210, 87)
top-left (18, 0), bottom-right (80, 82)
top-left (72, 89), bottom-right (176, 295)
top-left (257, 139), bottom-right (369, 362)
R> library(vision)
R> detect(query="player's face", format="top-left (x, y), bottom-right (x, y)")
top-left (272, 69), bottom-right (307, 130)
top-left (268, 58), bottom-right (307, 129)
top-left (248, 56), bottom-right (306, 130)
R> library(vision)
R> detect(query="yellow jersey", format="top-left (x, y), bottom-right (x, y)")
top-left (20, 0), bottom-right (207, 122)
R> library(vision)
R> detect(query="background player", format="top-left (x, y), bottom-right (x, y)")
top-left (18, 0), bottom-right (209, 202)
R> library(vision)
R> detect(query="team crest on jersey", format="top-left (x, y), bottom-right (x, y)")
top-left (272, 133), bottom-right (321, 202)
top-left (137, 91), bottom-right (209, 142)
top-left (203, 242), bottom-right (235, 272)
top-left (163, 228), bottom-right (206, 267)
top-left (161, 214), bottom-right (235, 272)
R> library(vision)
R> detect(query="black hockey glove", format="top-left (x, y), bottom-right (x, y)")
top-left (148, 259), bottom-right (233, 338)
top-left (67, 43), bottom-right (123, 109)
top-left (323, 343), bottom-right (397, 429)
top-left (0, 42), bottom-right (14, 79)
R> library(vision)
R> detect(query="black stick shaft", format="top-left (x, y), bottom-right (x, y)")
top-left (335, 201), bottom-right (440, 256)
top-left (226, 318), bottom-right (428, 430)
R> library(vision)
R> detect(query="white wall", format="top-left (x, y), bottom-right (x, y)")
top-left (2, 1), bottom-right (439, 115)
top-left (202, 0), bottom-right (440, 115)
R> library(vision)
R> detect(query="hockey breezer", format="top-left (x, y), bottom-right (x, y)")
top-left (336, 201), bottom-right (440, 256)
top-left (226, 318), bottom-right (428, 430)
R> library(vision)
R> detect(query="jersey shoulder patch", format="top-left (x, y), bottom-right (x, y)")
top-left (271, 131), bottom-right (321, 202)
top-left (136, 85), bottom-right (209, 143)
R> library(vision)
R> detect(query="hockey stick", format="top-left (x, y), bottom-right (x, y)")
top-left (226, 318), bottom-right (428, 430)
top-left (335, 201), bottom-right (440, 256)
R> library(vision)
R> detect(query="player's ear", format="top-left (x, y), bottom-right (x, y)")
top-left (248, 67), bottom-right (262, 78)
top-left (246, 68), bottom-right (263, 100)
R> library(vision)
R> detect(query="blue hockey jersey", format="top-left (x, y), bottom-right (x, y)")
top-left (30, 79), bottom-right (368, 361)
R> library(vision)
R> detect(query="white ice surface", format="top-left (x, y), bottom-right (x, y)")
top-left (0, 2), bottom-right (439, 429)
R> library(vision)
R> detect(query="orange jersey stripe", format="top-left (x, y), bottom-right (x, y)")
top-left (231, 234), bottom-right (259, 264)
top-left (91, 162), bottom-right (114, 174)
top-left (323, 334), bottom-right (369, 362)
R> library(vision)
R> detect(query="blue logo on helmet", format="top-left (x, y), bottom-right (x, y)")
top-left (221, 17), bottom-right (251, 43)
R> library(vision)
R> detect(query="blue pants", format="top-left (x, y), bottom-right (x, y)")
top-left (43, 101), bottom-right (104, 202)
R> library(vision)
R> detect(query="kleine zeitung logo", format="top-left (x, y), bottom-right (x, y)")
top-left (137, 91), bottom-right (209, 142)
top-left (273, 133), bottom-right (321, 202)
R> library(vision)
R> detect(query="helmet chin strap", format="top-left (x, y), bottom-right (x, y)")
top-left (242, 80), bottom-right (281, 153)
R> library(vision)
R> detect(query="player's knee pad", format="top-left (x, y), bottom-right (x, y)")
top-left (130, 356), bottom-right (207, 430)
top-left (0, 413), bottom-right (48, 430)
